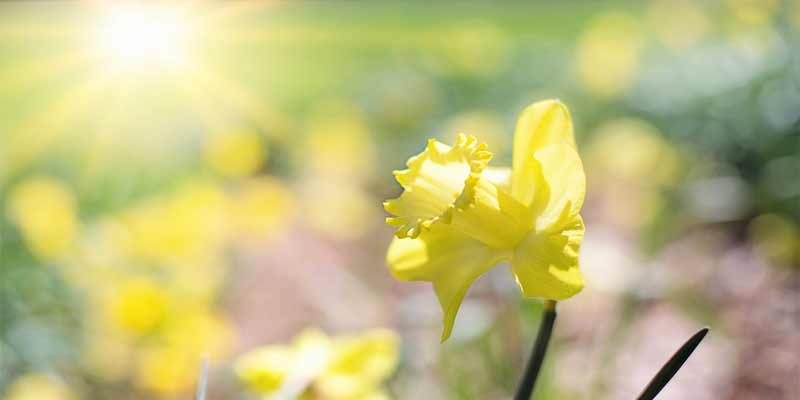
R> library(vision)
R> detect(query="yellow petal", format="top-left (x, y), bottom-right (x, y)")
top-left (511, 215), bottom-right (585, 300)
top-left (531, 143), bottom-right (586, 232)
top-left (387, 224), bottom-right (508, 341)
top-left (511, 100), bottom-right (576, 206)
top-left (234, 345), bottom-right (294, 394)
top-left (317, 329), bottom-right (399, 398)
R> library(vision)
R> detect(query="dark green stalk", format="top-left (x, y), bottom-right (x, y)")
top-left (514, 300), bottom-right (557, 400)
top-left (636, 328), bottom-right (709, 400)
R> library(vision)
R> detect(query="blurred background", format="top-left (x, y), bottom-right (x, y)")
top-left (1, 1), bottom-right (798, 399)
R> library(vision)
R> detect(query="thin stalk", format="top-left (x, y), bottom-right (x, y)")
top-left (636, 327), bottom-right (709, 400)
top-left (196, 356), bottom-right (209, 400)
top-left (514, 300), bottom-right (557, 400)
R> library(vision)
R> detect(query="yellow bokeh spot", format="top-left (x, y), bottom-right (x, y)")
top-left (205, 129), bottom-right (267, 178)
top-left (586, 118), bottom-right (681, 231)
top-left (3, 374), bottom-right (76, 400)
top-left (6, 176), bottom-right (78, 260)
top-left (749, 214), bottom-right (800, 267)
top-left (301, 179), bottom-right (376, 240)
top-left (112, 180), bottom-right (230, 264)
top-left (587, 118), bottom-right (681, 187)
top-left (163, 311), bottom-right (237, 362)
top-left (435, 23), bottom-right (512, 77)
top-left (576, 13), bottom-right (643, 97)
top-left (726, 0), bottom-right (778, 27)
top-left (232, 177), bottom-right (296, 242)
top-left (136, 346), bottom-right (198, 395)
top-left (304, 100), bottom-right (376, 179)
top-left (109, 279), bottom-right (169, 334)
top-left (647, 0), bottom-right (709, 50)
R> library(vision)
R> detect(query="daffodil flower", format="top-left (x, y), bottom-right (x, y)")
top-left (385, 100), bottom-right (586, 341)
top-left (235, 329), bottom-right (399, 399)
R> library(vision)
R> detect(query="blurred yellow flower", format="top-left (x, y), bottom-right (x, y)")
top-left (301, 178), bottom-right (377, 240)
top-left (726, 0), bottom-right (778, 27)
top-left (317, 329), bottom-right (400, 399)
top-left (162, 311), bottom-right (238, 362)
top-left (304, 100), bottom-right (377, 179)
top-left (231, 177), bottom-right (296, 242)
top-left (385, 100), bottom-right (585, 340)
top-left (113, 180), bottom-right (230, 265)
top-left (585, 118), bottom-right (681, 231)
top-left (6, 176), bottom-right (77, 260)
top-left (749, 214), bottom-right (800, 267)
top-left (647, 0), bottom-right (709, 50)
top-left (587, 118), bottom-right (680, 187)
top-left (109, 278), bottom-right (169, 335)
top-left (205, 129), bottom-right (267, 178)
top-left (4, 374), bottom-right (76, 400)
top-left (236, 329), bottom-right (399, 399)
top-left (576, 13), bottom-right (643, 97)
top-left (236, 329), bottom-right (332, 396)
top-left (136, 345), bottom-right (199, 396)
top-left (434, 23), bottom-right (512, 77)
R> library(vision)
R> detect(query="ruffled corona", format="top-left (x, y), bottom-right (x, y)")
top-left (384, 134), bottom-right (492, 239)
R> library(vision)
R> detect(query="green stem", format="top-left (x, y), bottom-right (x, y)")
top-left (514, 300), bottom-right (557, 400)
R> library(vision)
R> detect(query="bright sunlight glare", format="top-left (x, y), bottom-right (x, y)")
top-left (95, 4), bottom-right (193, 70)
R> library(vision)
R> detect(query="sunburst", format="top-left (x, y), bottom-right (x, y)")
top-left (0, 1), bottom-right (288, 180)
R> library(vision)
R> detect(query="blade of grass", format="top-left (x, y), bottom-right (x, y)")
top-left (636, 327), bottom-right (709, 400)
top-left (196, 355), bottom-right (209, 400)
top-left (514, 300), bottom-right (557, 400)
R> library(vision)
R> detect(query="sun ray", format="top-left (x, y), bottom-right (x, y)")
top-left (0, 50), bottom-right (94, 92)
top-left (183, 65), bottom-right (290, 139)
top-left (2, 72), bottom-right (114, 180)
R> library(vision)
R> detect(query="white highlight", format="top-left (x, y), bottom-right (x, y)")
top-left (96, 5), bottom-right (192, 70)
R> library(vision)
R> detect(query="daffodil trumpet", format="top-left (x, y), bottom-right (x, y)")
top-left (384, 99), bottom-right (586, 341)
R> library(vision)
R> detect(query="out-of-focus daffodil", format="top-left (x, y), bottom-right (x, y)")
top-left (647, 0), bottom-right (709, 50)
top-left (301, 179), bottom-right (377, 240)
top-left (587, 119), bottom-right (680, 187)
top-left (205, 129), bottom-right (267, 178)
top-left (576, 13), bottom-right (643, 98)
top-left (4, 373), bottom-right (76, 400)
top-left (385, 100), bottom-right (585, 341)
top-left (585, 118), bottom-right (681, 231)
top-left (136, 346), bottom-right (199, 395)
top-left (749, 213), bottom-right (800, 267)
top-left (726, 0), bottom-right (778, 27)
top-left (236, 329), bottom-right (399, 399)
top-left (317, 329), bottom-right (400, 400)
top-left (108, 278), bottom-right (169, 334)
top-left (6, 176), bottom-right (78, 260)
top-left (304, 100), bottom-right (376, 179)
top-left (231, 177), bottom-right (296, 242)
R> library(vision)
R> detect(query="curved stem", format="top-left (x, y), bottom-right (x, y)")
top-left (514, 300), bottom-right (557, 400)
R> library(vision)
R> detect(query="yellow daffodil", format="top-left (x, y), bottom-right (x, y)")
top-left (3, 373), bottom-right (76, 400)
top-left (317, 329), bottom-right (399, 399)
top-left (6, 176), bottom-right (78, 260)
top-left (204, 129), bottom-right (267, 178)
top-left (385, 100), bottom-right (586, 341)
top-left (235, 329), bottom-right (399, 399)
